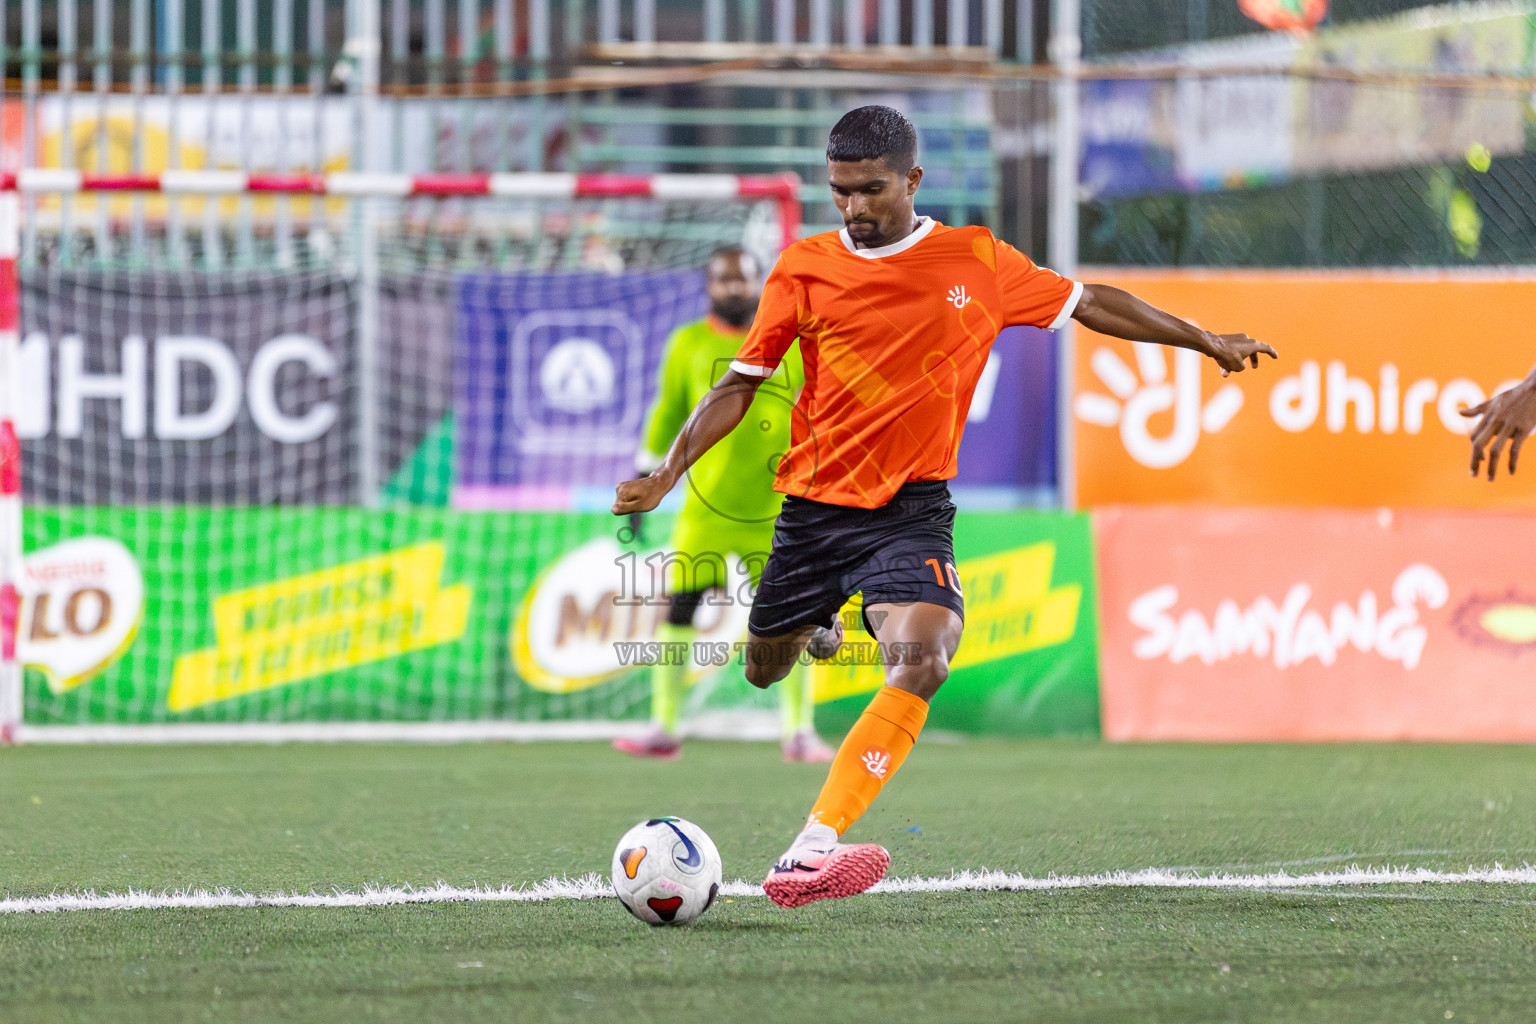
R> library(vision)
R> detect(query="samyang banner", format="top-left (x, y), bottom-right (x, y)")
top-left (1097, 505), bottom-right (1536, 742)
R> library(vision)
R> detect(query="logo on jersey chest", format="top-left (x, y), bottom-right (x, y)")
top-left (946, 285), bottom-right (971, 309)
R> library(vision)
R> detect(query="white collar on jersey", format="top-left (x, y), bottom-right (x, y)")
top-left (838, 216), bottom-right (937, 259)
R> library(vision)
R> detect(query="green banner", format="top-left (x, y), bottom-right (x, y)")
top-left (806, 511), bottom-right (1102, 737)
top-left (19, 507), bottom-right (1099, 735)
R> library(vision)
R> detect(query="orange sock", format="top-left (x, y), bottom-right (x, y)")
top-left (806, 686), bottom-right (929, 836)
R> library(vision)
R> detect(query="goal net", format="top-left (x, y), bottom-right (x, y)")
top-left (0, 172), bottom-right (799, 740)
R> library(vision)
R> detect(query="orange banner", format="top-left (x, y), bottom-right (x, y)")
top-left (1096, 506), bottom-right (1536, 741)
top-left (1073, 271), bottom-right (1536, 508)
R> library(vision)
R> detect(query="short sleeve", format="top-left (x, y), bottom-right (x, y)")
top-left (731, 255), bottom-right (800, 378)
top-left (996, 239), bottom-right (1082, 331)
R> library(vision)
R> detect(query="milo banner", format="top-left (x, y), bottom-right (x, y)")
top-left (19, 508), bottom-right (1099, 736)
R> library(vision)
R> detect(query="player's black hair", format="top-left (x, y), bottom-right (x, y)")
top-left (706, 244), bottom-right (760, 276)
top-left (825, 105), bottom-right (918, 174)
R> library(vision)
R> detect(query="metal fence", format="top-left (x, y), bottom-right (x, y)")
top-left (2, 1), bottom-right (1528, 269)
top-left (1077, 0), bottom-right (1536, 268)
top-left (0, 1), bottom-right (1057, 253)
top-left (1081, 0), bottom-right (1458, 56)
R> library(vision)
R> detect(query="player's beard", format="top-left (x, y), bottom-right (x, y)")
top-left (712, 296), bottom-right (756, 328)
top-left (844, 218), bottom-right (885, 246)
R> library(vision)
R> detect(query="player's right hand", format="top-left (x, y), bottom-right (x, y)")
top-left (612, 473), bottom-right (673, 515)
top-left (1204, 333), bottom-right (1278, 377)
top-left (1461, 377), bottom-right (1536, 481)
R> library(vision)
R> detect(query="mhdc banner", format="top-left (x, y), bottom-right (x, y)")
top-left (16, 269), bottom-right (356, 504)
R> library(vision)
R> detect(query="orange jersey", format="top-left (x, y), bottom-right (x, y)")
top-left (731, 218), bottom-right (1080, 508)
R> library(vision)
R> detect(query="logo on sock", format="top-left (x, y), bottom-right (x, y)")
top-left (860, 747), bottom-right (892, 779)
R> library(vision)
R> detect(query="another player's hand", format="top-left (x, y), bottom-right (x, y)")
top-left (1461, 378), bottom-right (1536, 481)
top-left (1203, 333), bottom-right (1278, 377)
top-left (612, 473), bottom-right (673, 515)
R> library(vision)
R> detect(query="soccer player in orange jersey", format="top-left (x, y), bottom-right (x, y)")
top-left (1462, 367), bottom-right (1536, 480)
top-left (612, 105), bottom-right (1277, 908)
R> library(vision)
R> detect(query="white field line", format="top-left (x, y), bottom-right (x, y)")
top-left (1268, 888), bottom-right (1536, 906)
top-left (3, 865), bottom-right (1536, 914)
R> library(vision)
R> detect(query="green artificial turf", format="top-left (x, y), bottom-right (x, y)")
top-left (1, 740), bottom-right (1534, 1022)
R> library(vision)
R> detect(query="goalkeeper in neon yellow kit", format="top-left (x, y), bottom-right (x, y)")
top-left (613, 247), bottom-right (832, 762)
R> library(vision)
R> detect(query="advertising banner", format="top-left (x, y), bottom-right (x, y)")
top-left (1096, 505), bottom-right (1536, 742)
top-left (16, 270), bottom-right (356, 504)
top-left (1073, 271), bottom-right (1536, 508)
top-left (451, 272), bottom-right (1061, 509)
top-left (949, 326), bottom-right (1059, 494)
top-left (811, 511), bottom-right (1101, 737)
top-left (453, 270), bottom-right (706, 507)
top-left (21, 508), bottom-right (1097, 736)
top-left (10, 266), bottom-right (1060, 512)
top-left (13, 269), bottom-right (458, 506)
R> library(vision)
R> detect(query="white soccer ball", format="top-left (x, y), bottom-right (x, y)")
top-left (611, 817), bottom-right (723, 926)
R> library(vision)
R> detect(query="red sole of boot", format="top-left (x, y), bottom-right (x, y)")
top-left (610, 739), bottom-right (680, 760)
top-left (763, 844), bottom-right (890, 908)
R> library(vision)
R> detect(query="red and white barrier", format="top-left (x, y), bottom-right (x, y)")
top-left (0, 171), bottom-right (804, 251)
top-left (0, 192), bottom-right (19, 743)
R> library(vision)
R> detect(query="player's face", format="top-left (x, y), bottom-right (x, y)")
top-left (706, 251), bottom-right (761, 328)
top-left (828, 158), bottom-right (923, 248)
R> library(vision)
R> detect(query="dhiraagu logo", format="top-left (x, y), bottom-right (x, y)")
top-left (811, 540), bottom-right (1083, 704)
top-left (169, 543), bottom-right (471, 711)
top-left (1073, 342), bottom-right (1244, 469)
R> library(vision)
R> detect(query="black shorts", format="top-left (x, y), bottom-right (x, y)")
top-left (747, 480), bottom-right (965, 638)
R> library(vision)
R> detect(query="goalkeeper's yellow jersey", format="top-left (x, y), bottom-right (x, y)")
top-left (639, 315), bottom-right (803, 564)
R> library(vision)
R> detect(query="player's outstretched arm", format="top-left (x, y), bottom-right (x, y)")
top-left (611, 369), bottom-right (764, 515)
top-left (1072, 283), bottom-right (1277, 377)
top-left (1460, 369), bottom-right (1536, 481)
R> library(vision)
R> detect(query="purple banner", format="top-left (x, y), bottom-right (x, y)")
top-left (453, 271), bottom-right (706, 508)
top-left (453, 272), bottom-right (1057, 508)
top-left (951, 326), bottom-right (1058, 493)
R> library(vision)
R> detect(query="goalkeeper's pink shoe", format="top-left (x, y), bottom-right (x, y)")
top-left (781, 729), bottom-right (835, 763)
top-left (611, 725), bottom-right (681, 760)
top-left (762, 837), bottom-right (890, 908)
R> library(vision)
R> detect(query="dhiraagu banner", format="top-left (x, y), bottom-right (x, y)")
top-left (19, 507), bottom-right (1099, 735)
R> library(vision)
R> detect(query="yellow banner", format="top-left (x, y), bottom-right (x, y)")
top-left (169, 543), bottom-right (471, 711)
top-left (811, 540), bottom-right (1082, 704)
